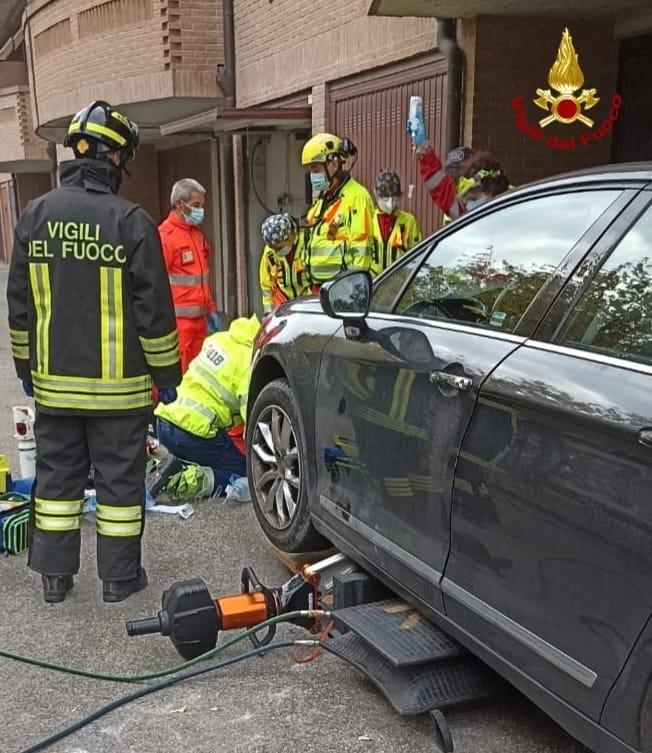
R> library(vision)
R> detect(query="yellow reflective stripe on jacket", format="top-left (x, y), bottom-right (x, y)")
top-left (189, 360), bottom-right (240, 412)
top-left (139, 329), bottom-right (180, 368)
top-left (34, 497), bottom-right (83, 532)
top-left (96, 503), bottom-right (142, 537)
top-left (11, 344), bottom-right (29, 360)
top-left (100, 266), bottom-right (124, 380)
top-left (10, 327), bottom-right (29, 358)
top-left (33, 388), bottom-right (152, 411)
top-left (29, 263), bottom-right (52, 375)
top-left (32, 372), bottom-right (151, 393)
top-left (9, 328), bottom-right (28, 344)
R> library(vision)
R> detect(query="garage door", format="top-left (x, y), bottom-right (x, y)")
top-left (330, 58), bottom-right (448, 236)
top-left (612, 34), bottom-right (652, 162)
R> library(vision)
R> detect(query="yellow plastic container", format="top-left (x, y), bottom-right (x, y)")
top-left (0, 455), bottom-right (11, 493)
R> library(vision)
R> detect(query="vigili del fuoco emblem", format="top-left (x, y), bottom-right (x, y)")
top-left (534, 28), bottom-right (599, 127)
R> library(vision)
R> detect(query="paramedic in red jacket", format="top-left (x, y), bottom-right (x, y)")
top-left (159, 179), bottom-right (221, 372)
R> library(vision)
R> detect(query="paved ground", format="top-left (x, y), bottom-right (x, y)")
top-left (0, 265), bottom-right (585, 753)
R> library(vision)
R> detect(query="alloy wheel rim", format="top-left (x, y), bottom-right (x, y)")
top-left (251, 404), bottom-right (301, 530)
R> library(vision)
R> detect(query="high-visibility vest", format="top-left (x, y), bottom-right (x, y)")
top-left (259, 233), bottom-right (311, 312)
top-left (156, 315), bottom-right (259, 439)
top-left (305, 176), bottom-right (374, 285)
top-left (159, 211), bottom-right (216, 319)
top-left (371, 209), bottom-right (422, 276)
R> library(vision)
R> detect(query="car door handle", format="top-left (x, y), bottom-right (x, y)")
top-left (638, 429), bottom-right (652, 449)
top-left (429, 371), bottom-right (473, 392)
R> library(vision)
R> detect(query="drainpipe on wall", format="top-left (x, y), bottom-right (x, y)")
top-left (216, 0), bottom-right (238, 316)
top-left (437, 18), bottom-right (464, 156)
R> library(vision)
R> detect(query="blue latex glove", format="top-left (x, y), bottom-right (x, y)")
top-left (206, 312), bottom-right (222, 334)
top-left (22, 380), bottom-right (33, 398)
top-left (158, 387), bottom-right (177, 405)
top-left (406, 111), bottom-right (427, 148)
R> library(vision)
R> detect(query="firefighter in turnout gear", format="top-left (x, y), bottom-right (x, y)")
top-left (259, 213), bottom-right (311, 312)
top-left (371, 170), bottom-right (422, 276)
top-left (6, 101), bottom-right (182, 604)
top-left (154, 315), bottom-right (260, 498)
top-left (302, 133), bottom-right (374, 287)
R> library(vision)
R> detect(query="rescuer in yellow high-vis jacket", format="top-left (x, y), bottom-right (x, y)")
top-left (155, 315), bottom-right (260, 498)
top-left (6, 100), bottom-right (181, 604)
top-left (259, 213), bottom-right (311, 312)
top-left (302, 133), bottom-right (374, 287)
top-left (371, 169), bottom-right (422, 276)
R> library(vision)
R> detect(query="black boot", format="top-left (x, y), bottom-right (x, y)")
top-left (42, 575), bottom-right (74, 603)
top-left (145, 453), bottom-right (184, 498)
top-left (103, 567), bottom-right (148, 603)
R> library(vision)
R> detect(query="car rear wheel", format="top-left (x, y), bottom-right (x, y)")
top-left (247, 378), bottom-right (330, 553)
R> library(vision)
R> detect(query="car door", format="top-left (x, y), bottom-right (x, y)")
top-left (443, 191), bottom-right (652, 720)
top-left (313, 187), bottom-right (625, 611)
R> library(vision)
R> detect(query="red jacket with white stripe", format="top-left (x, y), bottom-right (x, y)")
top-left (417, 147), bottom-right (465, 221)
top-left (159, 211), bottom-right (217, 320)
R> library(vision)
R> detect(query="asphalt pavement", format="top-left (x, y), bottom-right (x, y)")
top-left (0, 265), bottom-right (585, 753)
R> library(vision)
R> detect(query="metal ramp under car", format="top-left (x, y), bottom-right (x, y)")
top-left (325, 581), bottom-right (508, 751)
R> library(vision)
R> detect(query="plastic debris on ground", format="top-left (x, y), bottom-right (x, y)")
top-left (225, 474), bottom-right (250, 503)
top-left (82, 490), bottom-right (194, 521)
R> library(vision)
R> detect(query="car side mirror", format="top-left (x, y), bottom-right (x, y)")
top-left (319, 271), bottom-right (372, 321)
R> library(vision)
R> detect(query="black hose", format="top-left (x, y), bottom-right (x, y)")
top-left (15, 640), bottom-right (297, 753)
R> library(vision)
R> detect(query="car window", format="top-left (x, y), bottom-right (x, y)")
top-left (393, 191), bottom-right (619, 334)
top-left (555, 203), bottom-right (652, 366)
top-left (370, 247), bottom-right (427, 314)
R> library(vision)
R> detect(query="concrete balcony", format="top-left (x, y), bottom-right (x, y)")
top-left (0, 63), bottom-right (50, 172)
top-left (25, 0), bottom-right (226, 141)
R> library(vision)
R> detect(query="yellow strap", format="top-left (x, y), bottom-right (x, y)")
top-left (139, 330), bottom-right (179, 353)
top-left (29, 264), bottom-right (51, 375)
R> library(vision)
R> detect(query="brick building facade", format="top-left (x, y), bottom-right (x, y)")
top-left (0, 0), bottom-right (651, 314)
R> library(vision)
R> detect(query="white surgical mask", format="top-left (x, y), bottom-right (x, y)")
top-left (465, 195), bottom-right (489, 212)
top-left (275, 243), bottom-right (293, 256)
top-left (377, 197), bottom-right (398, 214)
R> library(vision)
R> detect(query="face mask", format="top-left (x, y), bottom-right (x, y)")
top-left (465, 195), bottom-right (489, 212)
top-left (310, 171), bottom-right (330, 194)
top-left (275, 243), bottom-right (293, 257)
top-left (377, 197), bottom-right (398, 214)
top-left (185, 206), bottom-right (205, 225)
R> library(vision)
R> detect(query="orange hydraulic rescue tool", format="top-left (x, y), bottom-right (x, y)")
top-left (126, 555), bottom-right (351, 659)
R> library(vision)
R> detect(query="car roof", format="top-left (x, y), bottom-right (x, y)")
top-left (513, 162), bottom-right (652, 195)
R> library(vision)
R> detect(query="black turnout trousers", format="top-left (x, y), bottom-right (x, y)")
top-left (29, 410), bottom-right (149, 581)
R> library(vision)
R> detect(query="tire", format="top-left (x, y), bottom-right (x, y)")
top-left (246, 378), bottom-right (330, 553)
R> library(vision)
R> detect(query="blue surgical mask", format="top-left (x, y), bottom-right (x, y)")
top-left (465, 195), bottom-right (489, 212)
top-left (186, 206), bottom-right (205, 225)
top-left (310, 171), bottom-right (330, 194)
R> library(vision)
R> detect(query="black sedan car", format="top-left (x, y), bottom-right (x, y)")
top-left (245, 164), bottom-right (652, 753)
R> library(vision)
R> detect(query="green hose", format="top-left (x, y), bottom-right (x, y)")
top-left (16, 639), bottom-right (311, 753)
top-left (0, 609), bottom-right (328, 683)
